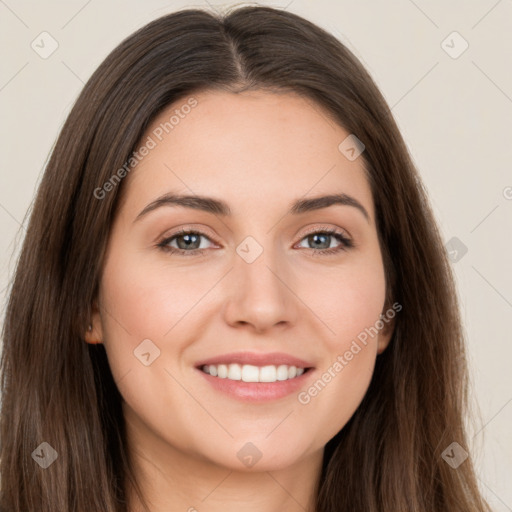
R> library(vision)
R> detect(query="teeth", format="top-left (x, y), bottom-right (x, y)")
top-left (217, 364), bottom-right (228, 378)
top-left (227, 364), bottom-right (242, 381)
top-left (202, 363), bottom-right (307, 382)
top-left (260, 365), bottom-right (276, 382)
top-left (242, 364), bottom-right (259, 382)
top-left (276, 365), bottom-right (289, 381)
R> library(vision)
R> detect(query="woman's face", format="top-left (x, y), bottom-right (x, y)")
top-left (88, 89), bottom-right (393, 472)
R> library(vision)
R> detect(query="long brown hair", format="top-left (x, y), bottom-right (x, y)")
top-left (0, 5), bottom-right (491, 511)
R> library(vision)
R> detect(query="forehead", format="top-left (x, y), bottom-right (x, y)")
top-left (119, 89), bottom-right (374, 222)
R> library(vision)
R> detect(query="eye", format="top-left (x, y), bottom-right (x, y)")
top-left (295, 228), bottom-right (354, 256)
top-left (157, 227), bottom-right (354, 257)
top-left (157, 229), bottom-right (216, 256)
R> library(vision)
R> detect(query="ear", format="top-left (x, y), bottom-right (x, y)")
top-left (376, 309), bottom-right (396, 355)
top-left (84, 299), bottom-right (104, 345)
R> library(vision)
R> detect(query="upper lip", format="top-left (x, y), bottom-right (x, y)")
top-left (195, 352), bottom-right (315, 369)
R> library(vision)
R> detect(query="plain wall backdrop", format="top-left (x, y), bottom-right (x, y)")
top-left (1, 0), bottom-right (511, 509)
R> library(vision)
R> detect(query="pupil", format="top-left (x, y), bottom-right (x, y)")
top-left (310, 234), bottom-right (329, 249)
top-left (178, 234), bottom-right (199, 250)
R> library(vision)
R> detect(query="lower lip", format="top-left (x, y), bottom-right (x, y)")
top-left (195, 367), bottom-right (315, 402)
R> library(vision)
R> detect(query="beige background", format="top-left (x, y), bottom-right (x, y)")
top-left (1, 0), bottom-right (511, 508)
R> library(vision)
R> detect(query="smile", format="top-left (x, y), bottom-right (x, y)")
top-left (201, 363), bottom-right (307, 382)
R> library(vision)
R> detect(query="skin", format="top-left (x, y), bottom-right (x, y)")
top-left (86, 89), bottom-right (394, 512)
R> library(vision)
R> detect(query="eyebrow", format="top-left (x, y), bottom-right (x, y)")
top-left (134, 192), bottom-right (370, 223)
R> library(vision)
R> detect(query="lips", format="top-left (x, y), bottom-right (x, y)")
top-left (194, 351), bottom-right (316, 402)
top-left (194, 351), bottom-right (315, 369)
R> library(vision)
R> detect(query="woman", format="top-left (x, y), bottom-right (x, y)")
top-left (0, 5), bottom-right (492, 511)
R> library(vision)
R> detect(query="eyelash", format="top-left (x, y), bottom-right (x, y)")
top-left (156, 227), bottom-right (354, 257)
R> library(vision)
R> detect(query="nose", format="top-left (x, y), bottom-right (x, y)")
top-left (222, 245), bottom-right (299, 334)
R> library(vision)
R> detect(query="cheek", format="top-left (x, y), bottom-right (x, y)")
top-left (99, 249), bottom-right (206, 341)
top-left (97, 251), bottom-right (203, 430)
top-left (97, 250), bottom-right (184, 381)
top-left (299, 254), bottom-right (387, 353)
top-left (294, 253), bottom-right (386, 436)
top-left (304, 344), bottom-right (377, 445)
top-left (97, 244), bottom-right (228, 395)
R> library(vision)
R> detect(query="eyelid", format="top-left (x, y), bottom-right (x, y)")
top-left (298, 224), bottom-right (351, 240)
top-left (159, 224), bottom-right (221, 244)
